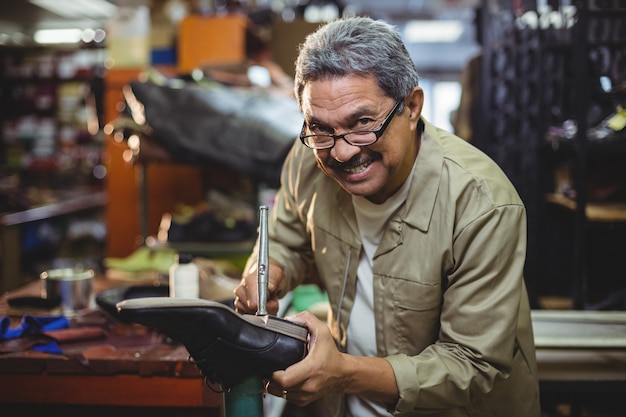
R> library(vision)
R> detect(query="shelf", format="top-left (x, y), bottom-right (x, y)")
top-left (147, 238), bottom-right (255, 258)
top-left (532, 310), bottom-right (626, 349)
top-left (545, 193), bottom-right (626, 222)
top-left (545, 130), bottom-right (626, 151)
top-left (0, 191), bottom-right (107, 226)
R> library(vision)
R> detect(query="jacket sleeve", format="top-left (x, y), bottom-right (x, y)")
top-left (386, 203), bottom-right (528, 414)
top-left (246, 140), bottom-right (319, 295)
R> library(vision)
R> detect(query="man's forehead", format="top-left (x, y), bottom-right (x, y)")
top-left (301, 77), bottom-right (386, 121)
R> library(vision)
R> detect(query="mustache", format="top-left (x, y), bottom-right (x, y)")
top-left (326, 154), bottom-right (378, 169)
top-left (326, 158), bottom-right (350, 169)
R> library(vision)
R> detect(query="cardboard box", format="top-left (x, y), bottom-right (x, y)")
top-left (177, 14), bottom-right (246, 73)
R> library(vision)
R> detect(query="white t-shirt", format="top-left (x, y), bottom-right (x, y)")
top-left (346, 165), bottom-right (415, 417)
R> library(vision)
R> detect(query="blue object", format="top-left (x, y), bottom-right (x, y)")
top-left (0, 314), bottom-right (70, 354)
top-left (223, 376), bottom-right (264, 417)
top-left (151, 47), bottom-right (177, 65)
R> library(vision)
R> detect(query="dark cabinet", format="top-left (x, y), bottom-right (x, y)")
top-left (476, 0), bottom-right (626, 309)
top-left (544, 1), bottom-right (626, 309)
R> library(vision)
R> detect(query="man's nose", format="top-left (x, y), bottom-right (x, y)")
top-left (331, 136), bottom-right (360, 162)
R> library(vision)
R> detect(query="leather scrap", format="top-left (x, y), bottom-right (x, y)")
top-left (0, 333), bottom-right (58, 354)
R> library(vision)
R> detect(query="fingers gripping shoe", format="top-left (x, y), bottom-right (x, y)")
top-left (116, 297), bottom-right (308, 391)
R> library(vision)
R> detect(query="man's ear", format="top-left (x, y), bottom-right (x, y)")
top-left (406, 87), bottom-right (424, 125)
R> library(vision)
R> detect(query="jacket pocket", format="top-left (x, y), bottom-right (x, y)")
top-left (382, 277), bottom-right (442, 355)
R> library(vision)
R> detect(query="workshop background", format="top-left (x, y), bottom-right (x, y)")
top-left (0, 1), bottom-right (625, 416)
top-left (2, 0), bottom-right (626, 322)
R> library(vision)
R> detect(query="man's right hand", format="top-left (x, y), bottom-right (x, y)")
top-left (234, 259), bottom-right (285, 315)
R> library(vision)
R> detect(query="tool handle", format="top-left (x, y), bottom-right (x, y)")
top-left (257, 205), bottom-right (269, 316)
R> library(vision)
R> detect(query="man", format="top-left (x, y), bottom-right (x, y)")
top-left (451, 6), bottom-right (483, 143)
top-left (234, 16), bottom-right (540, 417)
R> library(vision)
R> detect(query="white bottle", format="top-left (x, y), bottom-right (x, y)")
top-left (169, 253), bottom-right (200, 298)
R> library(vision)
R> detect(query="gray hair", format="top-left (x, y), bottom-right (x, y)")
top-left (294, 16), bottom-right (420, 111)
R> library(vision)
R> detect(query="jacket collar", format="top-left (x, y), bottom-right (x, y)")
top-left (398, 117), bottom-right (442, 233)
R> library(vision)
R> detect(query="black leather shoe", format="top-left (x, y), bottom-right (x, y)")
top-left (116, 297), bottom-right (308, 390)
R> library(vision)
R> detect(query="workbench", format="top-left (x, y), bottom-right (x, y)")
top-left (0, 275), bottom-right (223, 417)
top-left (1, 277), bottom-right (625, 416)
top-left (532, 310), bottom-right (626, 416)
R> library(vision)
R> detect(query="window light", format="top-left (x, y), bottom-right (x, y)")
top-left (30, 0), bottom-right (117, 19)
top-left (34, 28), bottom-right (83, 44)
top-left (404, 20), bottom-right (464, 43)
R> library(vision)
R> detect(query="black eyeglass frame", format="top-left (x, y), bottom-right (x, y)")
top-left (299, 100), bottom-right (403, 150)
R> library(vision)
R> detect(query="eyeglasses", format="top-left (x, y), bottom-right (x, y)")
top-left (299, 100), bottom-right (402, 150)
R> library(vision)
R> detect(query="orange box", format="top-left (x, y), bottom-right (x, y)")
top-left (177, 14), bottom-right (247, 73)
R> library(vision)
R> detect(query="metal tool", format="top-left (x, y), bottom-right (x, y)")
top-left (224, 205), bottom-right (269, 417)
top-left (257, 205), bottom-right (269, 316)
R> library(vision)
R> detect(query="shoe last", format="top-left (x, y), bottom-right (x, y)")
top-left (116, 297), bottom-right (308, 390)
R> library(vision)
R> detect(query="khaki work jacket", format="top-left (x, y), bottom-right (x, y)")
top-left (250, 119), bottom-right (540, 416)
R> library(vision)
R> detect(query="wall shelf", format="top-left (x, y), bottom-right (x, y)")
top-left (545, 193), bottom-right (626, 223)
top-left (1, 191), bottom-right (107, 226)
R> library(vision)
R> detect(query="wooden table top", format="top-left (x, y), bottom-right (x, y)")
top-left (0, 275), bottom-right (201, 379)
